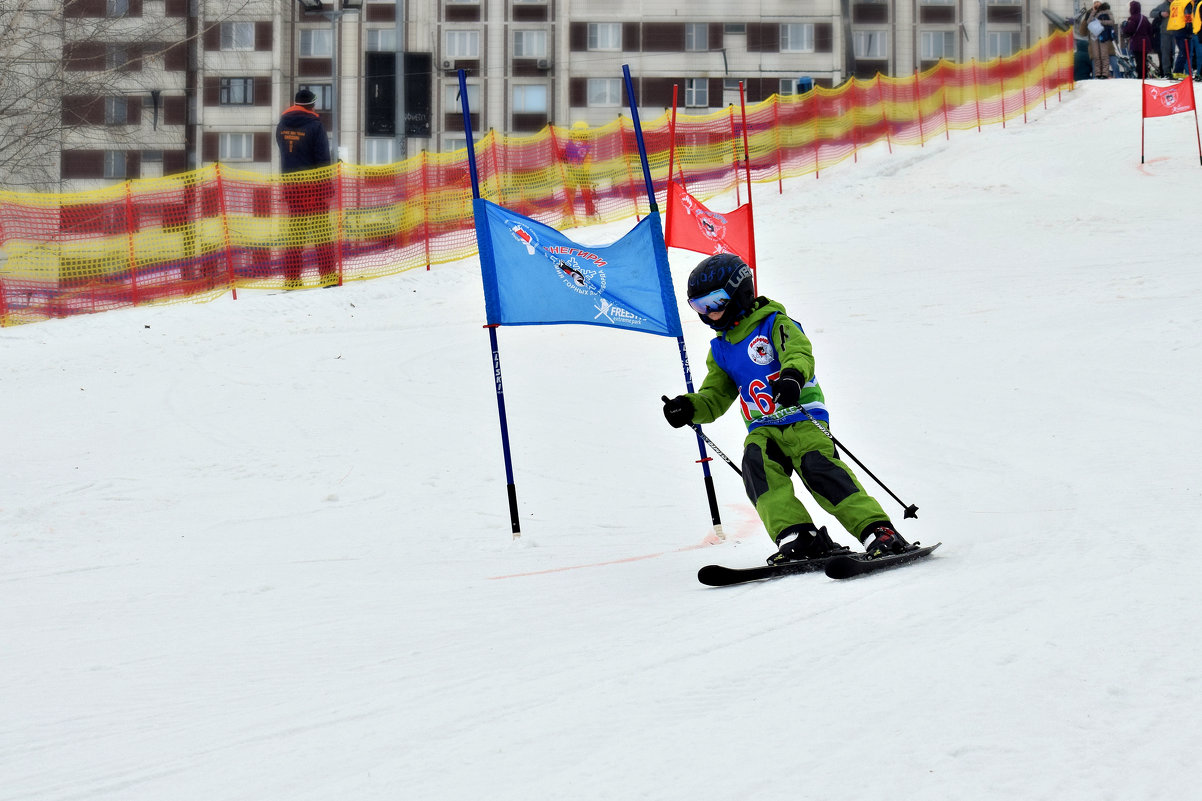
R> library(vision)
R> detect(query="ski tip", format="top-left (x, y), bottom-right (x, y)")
top-left (698, 565), bottom-right (753, 588)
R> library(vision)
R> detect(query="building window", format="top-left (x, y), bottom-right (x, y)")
top-left (724, 23), bottom-right (747, 35)
top-left (684, 78), bottom-right (708, 108)
top-left (106, 44), bottom-right (129, 71)
top-left (514, 30), bottom-right (547, 58)
top-left (367, 29), bottom-right (397, 51)
top-left (364, 138), bottom-right (396, 165)
top-left (779, 78), bottom-right (797, 96)
top-left (221, 22), bottom-right (255, 51)
top-left (921, 0), bottom-right (955, 4)
top-left (219, 133), bottom-right (254, 161)
top-left (445, 30), bottom-right (481, 59)
top-left (512, 84), bottom-right (547, 113)
top-left (781, 23), bottom-right (815, 53)
top-left (920, 31), bottom-right (956, 60)
top-left (685, 23), bottom-right (709, 52)
top-left (445, 83), bottom-right (481, 112)
top-left (853, 31), bottom-right (889, 59)
top-left (220, 78), bottom-right (254, 105)
top-left (587, 22), bottom-right (622, 51)
top-left (104, 97), bottom-right (128, 124)
top-left (587, 77), bottom-right (623, 107)
top-left (300, 29), bottom-right (333, 57)
top-left (299, 83), bottom-right (332, 111)
top-left (103, 151), bottom-right (126, 178)
top-left (106, 0), bottom-right (129, 18)
top-left (987, 31), bottom-right (1021, 57)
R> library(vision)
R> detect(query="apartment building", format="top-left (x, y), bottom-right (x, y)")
top-left (22, 0), bottom-right (1080, 192)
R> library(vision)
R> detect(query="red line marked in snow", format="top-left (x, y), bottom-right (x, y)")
top-left (1138, 156), bottom-right (1171, 175)
top-left (488, 529), bottom-right (756, 580)
top-left (489, 541), bottom-right (712, 580)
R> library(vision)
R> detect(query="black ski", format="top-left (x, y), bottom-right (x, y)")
top-left (823, 542), bottom-right (942, 580)
top-left (697, 552), bottom-right (847, 587)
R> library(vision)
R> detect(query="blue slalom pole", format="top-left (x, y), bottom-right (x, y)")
top-left (622, 65), bottom-right (724, 534)
top-left (460, 70), bottom-right (521, 537)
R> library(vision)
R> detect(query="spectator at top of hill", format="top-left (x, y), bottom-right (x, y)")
top-left (1124, 2), bottom-right (1157, 76)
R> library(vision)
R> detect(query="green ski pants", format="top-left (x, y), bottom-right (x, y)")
top-left (740, 421), bottom-right (889, 544)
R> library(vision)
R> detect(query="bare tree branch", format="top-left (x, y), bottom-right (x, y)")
top-left (0, 0), bottom-right (252, 191)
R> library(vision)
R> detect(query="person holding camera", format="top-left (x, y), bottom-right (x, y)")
top-left (1082, 2), bottom-right (1118, 77)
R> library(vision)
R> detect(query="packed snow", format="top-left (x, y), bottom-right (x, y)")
top-left (3, 78), bottom-right (1200, 800)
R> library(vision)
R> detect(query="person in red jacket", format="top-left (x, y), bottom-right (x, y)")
top-left (275, 89), bottom-right (337, 289)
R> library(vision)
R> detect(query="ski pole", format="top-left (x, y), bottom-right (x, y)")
top-left (689, 423), bottom-right (742, 477)
top-left (662, 395), bottom-right (743, 477)
top-left (799, 409), bottom-right (919, 519)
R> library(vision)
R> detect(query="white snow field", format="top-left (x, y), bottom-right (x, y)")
top-left (2, 78), bottom-right (1200, 801)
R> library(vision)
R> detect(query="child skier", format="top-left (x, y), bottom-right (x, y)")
top-left (661, 253), bottom-right (908, 565)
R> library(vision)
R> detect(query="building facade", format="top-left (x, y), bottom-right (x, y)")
top-left (20, 0), bottom-right (1079, 191)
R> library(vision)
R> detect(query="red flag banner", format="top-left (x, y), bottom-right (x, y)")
top-left (664, 180), bottom-right (754, 266)
top-left (1143, 78), bottom-right (1196, 118)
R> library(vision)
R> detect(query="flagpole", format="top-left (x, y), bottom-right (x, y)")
top-left (461, 69), bottom-right (522, 538)
top-left (666, 85), bottom-right (679, 247)
top-left (622, 66), bottom-right (661, 212)
top-left (737, 81), bottom-right (759, 293)
top-left (1194, 97), bottom-right (1202, 166)
top-left (1191, 48), bottom-right (1202, 165)
top-left (1141, 57), bottom-right (1147, 164)
top-left (1182, 47), bottom-right (1202, 164)
top-left (623, 64), bottom-right (725, 537)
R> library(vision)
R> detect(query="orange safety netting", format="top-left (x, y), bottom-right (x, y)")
top-left (0, 34), bottom-right (1073, 326)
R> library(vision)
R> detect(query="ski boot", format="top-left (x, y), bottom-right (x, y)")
top-left (861, 522), bottom-right (910, 558)
top-left (767, 524), bottom-right (847, 566)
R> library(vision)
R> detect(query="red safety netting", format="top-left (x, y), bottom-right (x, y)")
top-left (0, 34), bottom-right (1073, 326)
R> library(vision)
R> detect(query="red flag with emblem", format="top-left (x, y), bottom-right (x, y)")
top-left (1141, 62), bottom-right (1202, 166)
top-left (1142, 77), bottom-right (1196, 118)
top-left (664, 180), bottom-right (755, 268)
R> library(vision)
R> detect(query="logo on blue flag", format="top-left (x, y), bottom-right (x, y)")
top-left (474, 198), bottom-right (683, 338)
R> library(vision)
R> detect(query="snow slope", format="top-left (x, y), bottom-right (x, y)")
top-left (3, 79), bottom-right (1200, 801)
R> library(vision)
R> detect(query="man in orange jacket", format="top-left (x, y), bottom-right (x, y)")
top-left (275, 89), bottom-right (337, 289)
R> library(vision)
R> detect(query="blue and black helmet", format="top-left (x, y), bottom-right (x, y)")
top-left (686, 253), bottom-right (755, 331)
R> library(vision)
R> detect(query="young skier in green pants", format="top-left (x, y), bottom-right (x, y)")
top-left (661, 253), bottom-right (908, 565)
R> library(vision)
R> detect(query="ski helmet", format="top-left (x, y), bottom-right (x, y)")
top-left (686, 253), bottom-right (755, 331)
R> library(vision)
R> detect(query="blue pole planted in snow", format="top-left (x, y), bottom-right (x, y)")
top-left (622, 65), bottom-right (724, 534)
top-left (460, 70), bottom-right (481, 195)
top-left (460, 69), bottom-right (522, 537)
top-left (622, 65), bottom-right (660, 215)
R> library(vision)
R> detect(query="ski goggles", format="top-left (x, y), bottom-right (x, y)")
top-left (688, 287), bottom-right (731, 315)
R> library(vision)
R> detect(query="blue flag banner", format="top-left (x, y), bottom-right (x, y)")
top-left (474, 198), bottom-right (684, 338)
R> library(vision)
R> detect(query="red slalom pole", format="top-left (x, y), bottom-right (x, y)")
top-left (1141, 59), bottom-right (1147, 164)
top-left (737, 81), bottom-right (758, 290)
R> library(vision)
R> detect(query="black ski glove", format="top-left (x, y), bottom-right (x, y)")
top-left (769, 368), bottom-right (806, 408)
top-left (661, 394), bottom-right (694, 429)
